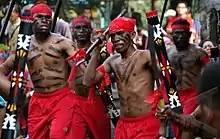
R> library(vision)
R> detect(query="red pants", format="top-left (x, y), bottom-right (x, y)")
top-left (179, 88), bottom-right (198, 114)
top-left (115, 112), bottom-right (160, 139)
top-left (71, 89), bottom-right (111, 139)
top-left (28, 86), bottom-right (75, 139)
top-left (174, 88), bottom-right (198, 139)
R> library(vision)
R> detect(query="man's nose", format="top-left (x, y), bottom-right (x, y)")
top-left (41, 17), bottom-right (47, 22)
top-left (79, 26), bottom-right (84, 32)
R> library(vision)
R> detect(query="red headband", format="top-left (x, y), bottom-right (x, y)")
top-left (72, 16), bottom-right (91, 28)
top-left (171, 24), bottom-right (190, 31)
top-left (30, 3), bottom-right (52, 17)
top-left (109, 17), bottom-right (136, 34)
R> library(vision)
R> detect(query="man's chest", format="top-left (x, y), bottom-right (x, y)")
top-left (169, 50), bottom-right (200, 70)
top-left (27, 43), bottom-right (64, 68)
top-left (112, 57), bottom-right (143, 82)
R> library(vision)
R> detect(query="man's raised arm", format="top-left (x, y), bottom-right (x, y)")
top-left (83, 47), bottom-right (111, 87)
top-left (0, 54), bottom-right (15, 97)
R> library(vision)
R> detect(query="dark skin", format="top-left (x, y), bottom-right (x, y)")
top-left (70, 22), bottom-right (110, 138)
top-left (69, 22), bottom-right (94, 97)
top-left (168, 28), bottom-right (208, 90)
top-left (156, 105), bottom-right (220, 139)
top-left (84, 30), bottom-right (155, 117)
top-left (0, 13), bottom-right (76, 94)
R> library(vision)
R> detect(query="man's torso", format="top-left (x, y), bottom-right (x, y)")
top-left (168, 46), bottom-right (204, 90)
top-left (109, 50), bottom-right (154, 117)
top-left (27, 34), bottom-right (70, 93)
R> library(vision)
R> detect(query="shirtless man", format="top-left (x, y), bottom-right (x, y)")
top-left (68, 15), bottom-right (110, 139)
top-left (167, 18), bottom-right (209, 114)
top-left (0, 3), bottom-right (76, 139)
top-left (157, 62), bottom-right (220, 139)
top-left (166, 18), bottom-right (209, 138)
top-left (83, 17), bottom-right (161, 139)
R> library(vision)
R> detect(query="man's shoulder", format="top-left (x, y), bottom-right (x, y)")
top-left (108, 53), bottom-right (120, 61)
top-left (166, 45), bottom-right (177, 56)
top-left (190, 44), bottom-right (206, 53)
top-left (52, 33), bottom-right (73, 44)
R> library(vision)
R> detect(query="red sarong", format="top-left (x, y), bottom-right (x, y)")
top-left (28, 86), bottom-right (75, 139)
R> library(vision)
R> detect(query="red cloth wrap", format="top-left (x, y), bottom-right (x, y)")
top-left (72, 88), bottom-right (111, 139)
top-left (115, 112), bottom-right (160, 139)
top-left (28, 86), bottom-right (76, 139)
top-left (109, 17), bottom-right (136, 34)
top-left (201, 55), bottom-right (210, 64)
top-left (97, 65), bottom-right (106, 74)
top-left (144, 89), bottom-right (163, 111)
top-left (171, 24), bottom-right (190, 31)
top-left (30, 3), bottom-right (52, 17)
top-left (106, 40), bottom-right (113, 54)
top-left (66, 48), bottom-right (87, 81)
top-left (145, 10), bottom-right (158, 18)
top-left (72, 15), bottom-right (91, 28)
top-left (97, 65), bottom-right (110, 92)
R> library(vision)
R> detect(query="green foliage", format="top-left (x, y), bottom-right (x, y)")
top-left (0, 44), bottom-right (8, 51)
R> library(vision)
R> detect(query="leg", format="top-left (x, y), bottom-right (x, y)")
top-left (136, 115), bottom-right (160, 139)
top-left (86, 96), bottom-right (111, 139)
top-left (49, 93), bottom-right (75, 139)
top-left (114, 120), bottom-right (127, 139)
top-left (28, 97), bottom-right (50, 139)
top-left (71, 110), bottom-right (89, 139)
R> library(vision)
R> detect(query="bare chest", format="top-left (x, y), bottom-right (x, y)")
top-left (112, 55), bottom-right (146, 85)
top-left (169, 50), bottom-right (201, 71)
top-left (27, 42), bottom-right (65, 70)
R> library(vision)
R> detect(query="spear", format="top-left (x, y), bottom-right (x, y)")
top-left (51, 0), bottom-right (62, 32)
top-left (1, 16), bottom-right (33, 139)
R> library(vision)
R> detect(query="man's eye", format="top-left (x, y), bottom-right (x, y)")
top-left (116, 31), bottom-right (124, 35)
top-left (45, 16), bottom-right (51, 20)
top-left (36, 15), bottom-right (43, 18)
top-left (74, 26), bottom-right (80, 29)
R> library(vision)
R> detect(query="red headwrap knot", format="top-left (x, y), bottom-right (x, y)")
top-left (109, 17), bottom-right (136, 34)
top-left (30, 3), bottom-right (52, 17)
top-left (72, 16), bottom-right (91, 28)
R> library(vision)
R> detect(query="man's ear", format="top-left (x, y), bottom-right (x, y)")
top-left (130, 31), bottom-right (136, 39)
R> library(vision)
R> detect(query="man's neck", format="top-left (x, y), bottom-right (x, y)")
top-left (76, 41), bottom-right (91, 49)
top-left (121, 44), bottom-right (136, 59)
top-left (176, 43), bottom-right (190, 51)
top-left (35, 32), bottom-right (51, 44)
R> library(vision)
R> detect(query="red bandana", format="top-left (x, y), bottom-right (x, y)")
top-left (109, 17), bottom-right (136, 34)
top-left (30, 3), bottom-right (52, 17)
top-left (171, 19), bottom-right (190, 31)
top-left (72, 16), bottom-right (91, 28)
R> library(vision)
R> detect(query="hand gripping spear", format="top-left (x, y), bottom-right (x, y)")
top-left (1, 16), bottom-right (33, 139)
top-left (146, 11), bottom-right (182, 138)
top-left (0, 0), bottom-right (16, 41)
